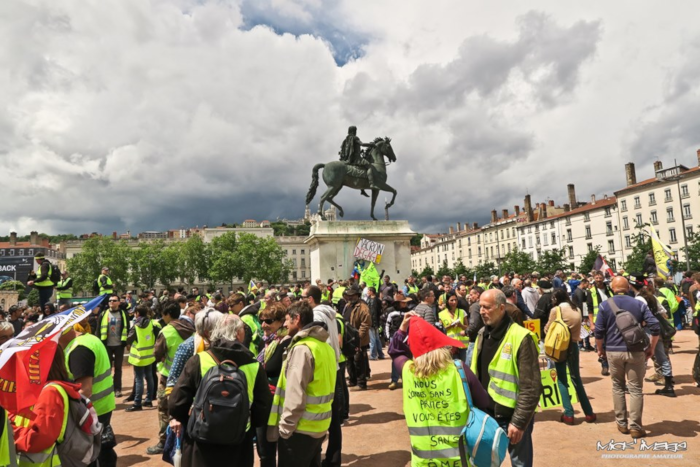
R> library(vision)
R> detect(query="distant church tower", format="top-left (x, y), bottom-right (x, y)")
top-left (304, 205), bottom-right (311, 221)
top-left (324, 206), bottom-right (337, 221)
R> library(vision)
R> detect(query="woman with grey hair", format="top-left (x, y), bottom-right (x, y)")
top-left (169, 313), bottom-right (273, 467)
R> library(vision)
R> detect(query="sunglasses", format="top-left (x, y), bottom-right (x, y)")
top-left (261, 319), bottom-right (276, 325)
top-left (108, 299), bottom-right (119, 302)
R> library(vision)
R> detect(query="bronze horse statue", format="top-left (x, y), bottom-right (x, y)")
top-left (305, 137), bottom-right (397, 221)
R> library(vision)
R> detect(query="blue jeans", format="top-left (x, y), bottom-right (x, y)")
top-left (38, 287), bottom-right (54, 310)
top-left (369, 328), bottom-right (385, 359)
top-left (554, 344), bottom-right (594, 417)
top-left (650, 333), bottom-right (673, 377)
top-left (497, 416), bottom-right (534, 467)
top-left (133, 364), bottom-right (154, 407)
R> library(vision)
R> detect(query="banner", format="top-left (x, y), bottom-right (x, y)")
top-left (0, 295), bottom-right (106, 412)
top-left (538, 366), bottom-right (579, 410)
top-left (648, 226), bottom-right (674, 279)
top-left (523, 319), bottom-right (541, 340)
top-left (353, 238), bottom-right (385, 264)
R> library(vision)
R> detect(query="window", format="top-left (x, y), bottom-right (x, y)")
top-left (467, 237), bottom-right (471, 246)
top-left (292, 258), bottom-right (297, 267)
top-left (587, 243), bottom-right (593, 252)
top-left (634, 196), bottom-right (641, 209)
top-left (512, 228), bottom-right (515, 237)
top-left (585, 226), bottom-right (592, 239)
top-left (550, 222), bottom-right (554, 229)
top-left (687, 226), bottom-right (694, 237)
top-left (566, 229), bottom-right (572, 242)
top-left (551, 233), bottom-right (556, 245)
top-left (522, 239), bottom-right (526, 249)
top-left (608, 240), bottom-right (615, 253)
top-left (625, 235), bottom-right (632, 248)
top-left (301, 249), bottom-right (305, 255)
top-left (490, 246), bottom-right (494, 257)
top-left (301, 271), bottom-right (306, 278)
top-left (469, 248), bottom-right (472, 258)
top-left (606, 221), bottom-right (613, 236)
top-left (650, 210), bottom-right (658, 224)
top-left (478, 247), bottom-right (482, 256)
top-left (528, 237), bottom-right (533, 248)
top-left (507, 243), bottom-right (511, 253)
top-left (9, 249), bottom-right (14, 256)
top-left (681, 184), bottom-right (689, 198)
top-left (669, 228), bottom-right (677, 244)
top-left (565, 217), bottom-right (571, 226)
top-left (500, 231), bottom-right (504, 240)
top-left (621, 200), bottom-right (627, 211)
top-left (623, 216), bottom-right (629, 230)
top-left (584, 212), bottom-right (590, 221)
top-left (0, 250), bottom-right (3, 256)
top-left (28, 249), bottom-right (33, 256)
top-left (543, 235), bottom-right (548, 246)
top-left (605, 207), bottom-right (612, 217)
top-left (477, 235), bottom-right (481, 244)
top-left (664, 188), bottom-right (672, 202)
top-left (301, 259), bottom-right (305, 267)
top-left (293, 271), bottom-right (297, 279)
top-left (292, 249), bottom-right (296, 255)
top-left (636, 213), bottom-right (643, 226)
top-left (18, 249), bottom-right (24, 256)
top-left (507, 229), bottom-right (510, 239)
top-left (568, 246), bottom-right (574, 259)
top-left (683, 204), bottom-right (692, 219)
top-left (649, 193), bottom-right (656, 205)
top-left (542, 223), bottom-right (547, 231)
top-left (667, 207), bottom-right (674, 222)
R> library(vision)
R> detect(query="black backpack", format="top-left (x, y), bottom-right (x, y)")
top-left (92, 279), bottom-right (100, 295)
top-left (187, 351), bottom-right (250, 446)
top-left (48, 262), bottom-right (61, 285)
top-left (338, 317), bottom-right (360, 358)
top-left (606, 298), bottom-right (649, 352)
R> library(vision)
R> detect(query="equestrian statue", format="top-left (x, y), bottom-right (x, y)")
top-left (305, 126), bottom-right (398, 221)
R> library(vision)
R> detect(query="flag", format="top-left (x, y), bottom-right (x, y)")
top-left (0, 295), bottom-right (107, 412)
top-left (473, 271), bottom-right (477, 283)
top-left (248, 279), bottom-right (256, 292)
top-left (360, 262), bottom-right (380, 290)
top-left (593, 255), bottom-right (614, 277)
top-left (648, 226), bottom-right (674, 279)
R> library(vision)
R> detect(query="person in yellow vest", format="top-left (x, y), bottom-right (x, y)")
top-left (267, 301), bottom-right (337, 467)
top-left (98, 294), bottom-right (128, 397)
top-left (125, 305), bottom-right (159, 412)
top-left (26, 253), bottom-right (55, 311)
top-left (389, 312), bottom-right (491, 467)
top-left (10, 347), bottom-right (86, 467)
top-left (403, 276), bottom-right (419, 296)
top-left (0, 403), bottom-right (17, 467)
top-left (438, 291), bottom-right (469, 361)
top-left (169, 314), bottom-right (272, 467)
top-left (59, 321), bottom-right (118, 467)
top-left (97, 266), bottom-right (114, 296)
top-left (471, 289), bottom-right (542, 467)
top-left (331, 281), bottom-right (347, 312)
top-left (587, 271), bottom-right (613, 376)
top-left (54, 270), bottom-right (73, 309)
top-left (147, 301), bottom-right (195, 455)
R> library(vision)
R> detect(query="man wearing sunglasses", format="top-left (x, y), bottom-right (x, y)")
top-left (97, 294), bottom-right (129, 397)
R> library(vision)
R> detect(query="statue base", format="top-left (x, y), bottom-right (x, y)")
top-left (305, 220), bottom-right (415, 283)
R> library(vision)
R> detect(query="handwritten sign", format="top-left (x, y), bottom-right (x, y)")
top-left (353, 238), bottom-right (385, 264)
top-left (523, 319), bottom-right (541, 341)
top-left (538, 367), bottom-right (579, 410)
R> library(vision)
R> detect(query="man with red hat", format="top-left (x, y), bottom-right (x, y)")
top-left (389, 312), bottom-right (491, 467)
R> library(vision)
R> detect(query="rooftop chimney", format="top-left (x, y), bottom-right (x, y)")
top-left (502, 209), bottom-right (509, 219)
top-left (540, 202), bottom-right (547, 220)
top-left (112, 231), bottom-right (117, 239)
top-left (491, 210), bottom-right (497, 223)
top-left (524, 195), bottom-right (533, 222)
top-left (457, 222), bottom-right (462, 232)
top-left (29, 231), bottom-right (38, 246)
top-left (472, 222), bottom-right (479, 230)
top-left (697, 149), bottom-right (700, 166)
top-left (625, 162), bottom-right (637, 186)
top-left (514, 205), bottom-right (520, 215)
top-left (548, 200), bottom-right (555, 207)
top-left (564, 203), bottom-right (571, 212)
top-left (567, 184), bottom-right (576, 208)
top-left (9, 232), bottom-right (17, 246)
top-left (653, 160), bottom-right (663, 172)
top-left (449, 226), bottom-right (454, 234)
top-left (591, 194), bottom-right (596, 205)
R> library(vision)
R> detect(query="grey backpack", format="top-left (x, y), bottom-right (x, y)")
top-left (50, 384), bottom-right (103, 467)
top-left (606, 298), bottom-right (649, 352)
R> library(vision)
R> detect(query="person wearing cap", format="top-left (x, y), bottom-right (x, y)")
top-left (390, 312), bottom-right (491, 467)
top-left (27, 253), bottom-right (55, 310)
top-left (594, 276), bottom-right (660, 439)
top-left (98, 266), bottom-right (114, 296)
top-left (472, 289), bottom-right (541, 466)
top-left (587, 270), bottom-right (613, 376)
top-left (345, 284), bottom-right (371, 390)
top-left (55, 270), bottom-right (73, 308)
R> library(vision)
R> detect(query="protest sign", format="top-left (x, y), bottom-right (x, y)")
top-left (353, 238), bottom-right (385, 264)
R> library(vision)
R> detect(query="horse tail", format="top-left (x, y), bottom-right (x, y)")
top-left (305, 163), bottom-right (325, 205)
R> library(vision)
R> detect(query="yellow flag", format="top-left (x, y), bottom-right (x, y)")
top-left (648, 226), bottom-right (674, 279)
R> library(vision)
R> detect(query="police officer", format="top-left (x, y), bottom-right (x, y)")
top-left (27, 253), bottom-right (55, 310)
top-left (55, 270), bottom-right (73, 308)
top-left (98, 266), bottom-right (114, 295)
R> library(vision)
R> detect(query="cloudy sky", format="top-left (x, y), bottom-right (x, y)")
top-left (3, 0), bottom-right (700, 236)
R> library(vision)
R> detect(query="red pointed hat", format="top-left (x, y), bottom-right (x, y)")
top-left (408, 317), bottom-right (466, 358)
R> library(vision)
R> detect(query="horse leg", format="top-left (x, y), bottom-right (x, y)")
top-left (370, 189), bottom-right (379, 221)
top-left (318, 184), bottom-right (337, 220)
top-left (325, 185), bottom-right (345, 218)
top-left (377, 181), bottom-right (397, 208)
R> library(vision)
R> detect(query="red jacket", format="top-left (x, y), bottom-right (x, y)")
top-left (11, 381), bottom-right (82, 453)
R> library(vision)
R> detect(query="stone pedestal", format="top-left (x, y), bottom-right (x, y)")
top-left (305, 220), bottom-right (415, 282)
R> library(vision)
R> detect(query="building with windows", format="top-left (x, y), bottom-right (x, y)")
top-left (276, 236), bottom-right (312, 281)
top-left (0, 232), bottom-right (65, 284)
top-left (614, 154), bottom-right (700, 265)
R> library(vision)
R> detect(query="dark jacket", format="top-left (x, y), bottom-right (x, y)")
top-left (643, 255), bottom-right (656, 275)
top-left (572, 288), bottom-right (588, 316)
top-left (154, 318), bottom-right (195, 363)
top-left (466, 302), bottom-right (484, 341)
top-left (594, 294), bottom-right (660, 352)
top-left (367, 296), bottom-right (381, 328)
top-left (534, 292), bottom-right (552, 336)
top-left (28, 260), bottom-right (53, 288)
top-left (505, 303), bottom-right (525, 327)
top-left (473, 314), bottom-right (541, 429)
top-left (169, 339), bottom-right (273, 467)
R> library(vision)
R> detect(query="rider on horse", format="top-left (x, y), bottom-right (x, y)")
top-left (339, 125), bottom-right (378, 197)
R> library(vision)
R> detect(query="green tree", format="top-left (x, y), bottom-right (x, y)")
top-left (209, 232), bottom-right (240, 287)
top-left (179, 235), bottom-right (211, 286)
top-left (500, 248), bottom-right (537, 275)
top-left (27, 289), bottom-right (39, 307)
top-left (536, 248), bottom-right (568, 275)
top-left (475, 262), bottom-right (498, 280)
top-left (234, 234), bottom-right (292, 284)
top-left (410, 234), bottom-right (424, 247)
top-left (411, 269), bottom-right (420, 278)
top-left (67, 237), bottom-right (132, 294)
top-left (453, 260), bottom-right (469, 278)
top-left (130, 240), bottom-right (180, 290)
top-left (622, 230), bottom-right (652, 273)
top-left (579, 245), bottom-right (602, 275)
top-left (271, 222), bottom-right (291, 236)
top-left (0, 280), bottom-right (29, 300)
top-left (419, 264), bottom-right (435, 278)
top-left (294, 222), bottom-right (311, 237)
top-left (681, 229), bottom-right (700, 271)
top-left (436, 260), bottom-right (453, 279)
